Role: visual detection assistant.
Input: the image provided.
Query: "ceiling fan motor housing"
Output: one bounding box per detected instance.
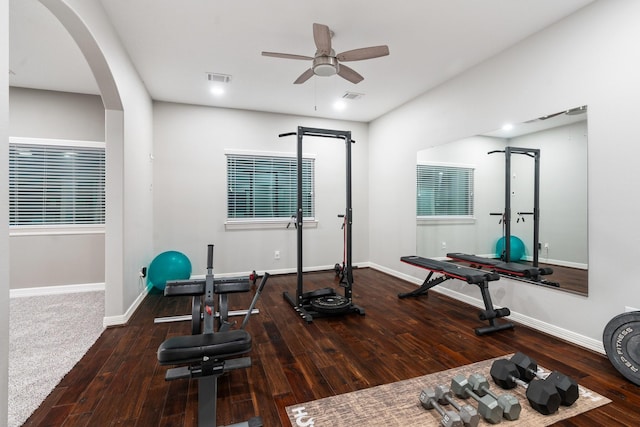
[313,56,339,76]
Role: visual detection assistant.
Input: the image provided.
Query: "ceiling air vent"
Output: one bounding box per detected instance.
[342,92,364,100]
[206,72,232,83]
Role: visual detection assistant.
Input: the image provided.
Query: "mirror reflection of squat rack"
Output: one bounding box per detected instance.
[279,126,365,322]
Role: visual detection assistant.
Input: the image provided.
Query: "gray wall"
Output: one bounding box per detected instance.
[1,0,10,421]
[8,87,105,290]
[153,102,370,276]
[368,0,640,350]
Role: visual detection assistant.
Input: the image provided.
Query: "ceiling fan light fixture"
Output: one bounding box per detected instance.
[312,56,338,76]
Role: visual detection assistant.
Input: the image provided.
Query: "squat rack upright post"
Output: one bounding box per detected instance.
[280,126,364,322]
[493,146,541,266]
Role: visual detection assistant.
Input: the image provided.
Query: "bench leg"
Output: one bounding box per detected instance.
[475,281,514,335]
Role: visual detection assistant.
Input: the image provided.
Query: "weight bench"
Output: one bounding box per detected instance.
[446,252,559,287]
[158,331,261,427]
[399,255,514,335]
[157,244,268,427]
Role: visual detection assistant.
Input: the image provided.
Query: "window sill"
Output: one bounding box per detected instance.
[9,225,105,237]
[224,219,319,231]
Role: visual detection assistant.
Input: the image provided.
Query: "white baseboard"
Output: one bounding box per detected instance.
[102,286,149,328]
[10,282,105,298]
[369,262,604,355]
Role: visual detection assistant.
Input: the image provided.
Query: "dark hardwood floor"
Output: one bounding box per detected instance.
[23,268,639,426]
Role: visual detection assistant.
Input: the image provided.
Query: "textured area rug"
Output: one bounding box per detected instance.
[286,355,610,426]
[9,291,105,427]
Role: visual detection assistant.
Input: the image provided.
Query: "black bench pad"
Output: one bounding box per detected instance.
[446,252,542,277]
[164,278,250,297]
[157,330,252,365]
[401,256,499,284]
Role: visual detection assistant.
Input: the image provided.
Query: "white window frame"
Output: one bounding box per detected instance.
[224,149,318,230]
[9,137,106,236]
[416,161,475,224]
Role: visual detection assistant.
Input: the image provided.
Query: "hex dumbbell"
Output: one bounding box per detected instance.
[490,358,561,415]
[419,387,463,427]
[468,373,521,421]
[450,374,502,424]
[435,385,479,427]
[510,352,579,406]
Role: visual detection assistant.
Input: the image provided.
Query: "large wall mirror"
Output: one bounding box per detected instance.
[416,106,588,295]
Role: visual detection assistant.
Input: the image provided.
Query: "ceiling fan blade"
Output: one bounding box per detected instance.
[337,45,390,62]
[294,68,314,84]
[337,64,364,84]
[262,51,313,61]
[313,23,332,55]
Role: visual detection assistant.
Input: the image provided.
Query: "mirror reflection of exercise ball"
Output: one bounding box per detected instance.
[496,236,525,261]
[147,251,192,291]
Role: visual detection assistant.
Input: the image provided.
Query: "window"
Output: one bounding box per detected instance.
[417,163,474,217]
[226,152,315,221]
[9,138,106,227]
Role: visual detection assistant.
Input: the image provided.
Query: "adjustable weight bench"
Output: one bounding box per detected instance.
[157,244,268,427]
[446,252,559,287]
[157,331,261,427]
[399,255,514,335]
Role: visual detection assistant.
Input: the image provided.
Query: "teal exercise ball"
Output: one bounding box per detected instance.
[496,236,526,262]
[147,250,192,291]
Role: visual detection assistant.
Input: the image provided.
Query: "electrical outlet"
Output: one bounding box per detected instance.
[544,243,549,249]
[625,306,639,313]
[441,242,446,249]
[139,266,147,278]
[274,250,280,260]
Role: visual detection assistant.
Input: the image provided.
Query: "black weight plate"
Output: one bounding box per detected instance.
[603,311,640,386]
[310,295,351,314]
[191,296,202,335]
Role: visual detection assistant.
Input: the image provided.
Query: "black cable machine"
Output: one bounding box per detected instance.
[447,146,558,287]
[280,126,365,322]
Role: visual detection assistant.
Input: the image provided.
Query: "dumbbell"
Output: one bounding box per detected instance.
[490,359,561,415]
[450,374,502,424]
[468,373,521,421]
[510,352,579,406]
[435,385,479,427]
[419,387,463,427]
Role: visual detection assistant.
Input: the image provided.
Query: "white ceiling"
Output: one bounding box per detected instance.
[9,0,595,123]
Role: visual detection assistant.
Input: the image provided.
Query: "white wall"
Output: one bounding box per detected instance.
[369,0,640,350]
[8,88,105,290]
[153,102,369,276]
[41,0,154,323]
[1,0,10,421]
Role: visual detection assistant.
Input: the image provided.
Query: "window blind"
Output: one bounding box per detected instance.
[417,164,474,217]
[227,154,315,220]
[9,142,106,226]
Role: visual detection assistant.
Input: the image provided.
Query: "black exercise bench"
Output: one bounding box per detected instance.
[446,252,559,287]
[157,331,261,427]
[156,244,267,427]
[399,255,514,335]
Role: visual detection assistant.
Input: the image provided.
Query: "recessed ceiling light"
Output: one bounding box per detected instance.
[210,86,225,96]
[333,99,347,110]
[502,123,514,131]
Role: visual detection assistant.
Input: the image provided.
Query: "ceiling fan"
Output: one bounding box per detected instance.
[262,23,390,84]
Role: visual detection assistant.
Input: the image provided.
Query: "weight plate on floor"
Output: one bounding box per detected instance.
[603,311,640,386]
[310,295,351,314]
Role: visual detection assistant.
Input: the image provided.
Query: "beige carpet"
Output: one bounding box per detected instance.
[9,291,105,427]
[285,354,610,426]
